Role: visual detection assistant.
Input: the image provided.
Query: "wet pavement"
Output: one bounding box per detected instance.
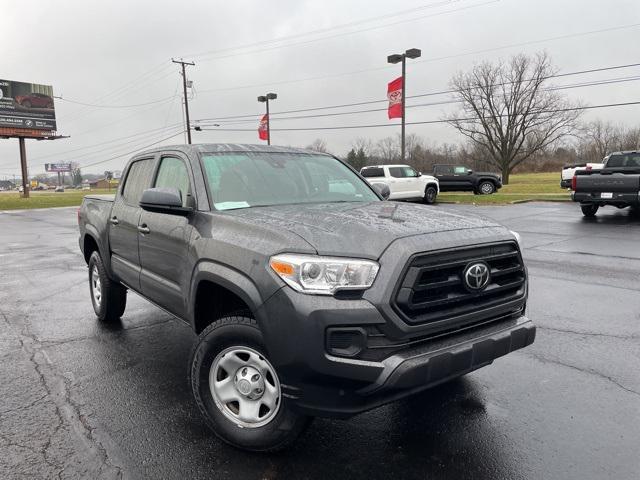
[0,202,638,479]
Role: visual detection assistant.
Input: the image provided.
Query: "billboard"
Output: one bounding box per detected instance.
[0,79,57,131]
[45,163,71,173]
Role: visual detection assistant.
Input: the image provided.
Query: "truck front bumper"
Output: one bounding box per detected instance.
[257,287,535,418]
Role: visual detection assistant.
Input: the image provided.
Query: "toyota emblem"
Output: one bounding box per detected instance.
[463,262,490,291]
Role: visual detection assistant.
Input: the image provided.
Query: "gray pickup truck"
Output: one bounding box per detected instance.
[572,150,640,216]
[78,144,535,451]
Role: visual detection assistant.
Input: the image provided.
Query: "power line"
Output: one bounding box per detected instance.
[77,130,186,169]
[194,100,640,132]
[193,1,498,64]
[194,23,640,99]
[194,63,640,123]
[185,0,460,59]
[55,94,178,109]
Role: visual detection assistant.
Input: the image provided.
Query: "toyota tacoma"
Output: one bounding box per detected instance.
[78,144,535,451]
[572,150,640,216]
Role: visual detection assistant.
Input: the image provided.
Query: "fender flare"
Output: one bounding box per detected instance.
[188,261,267,331]
[424,182,439,194]
[82,226,111,273]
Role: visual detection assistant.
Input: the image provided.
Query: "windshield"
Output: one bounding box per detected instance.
[201,152,380,210]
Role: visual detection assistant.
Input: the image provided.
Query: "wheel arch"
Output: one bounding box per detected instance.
[189,261,267,334]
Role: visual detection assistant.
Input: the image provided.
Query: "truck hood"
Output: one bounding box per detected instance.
[225,201,502,259]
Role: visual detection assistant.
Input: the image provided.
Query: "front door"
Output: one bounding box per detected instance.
[387,166,413,198]
[108,157,156,290]
[138,155,196,318]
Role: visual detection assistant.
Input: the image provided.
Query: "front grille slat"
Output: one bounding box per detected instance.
[394,242,526,325]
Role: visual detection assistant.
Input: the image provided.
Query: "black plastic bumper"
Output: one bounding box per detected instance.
[573,191,640,206]
[257,286,534,418]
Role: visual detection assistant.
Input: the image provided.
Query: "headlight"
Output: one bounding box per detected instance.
[269,254,379,295]
[510,230,523,249]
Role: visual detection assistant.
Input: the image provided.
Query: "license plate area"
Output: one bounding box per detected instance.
[600,192,613,199]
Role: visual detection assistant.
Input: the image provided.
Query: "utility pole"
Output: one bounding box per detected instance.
[172,58,195,144]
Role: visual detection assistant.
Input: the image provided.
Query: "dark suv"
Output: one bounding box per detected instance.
[433,164,502,194]
[78,144,533,451]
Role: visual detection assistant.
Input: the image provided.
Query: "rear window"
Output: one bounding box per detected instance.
[122,158,155,205]
[361,167,384,178]
[606,154,640,168]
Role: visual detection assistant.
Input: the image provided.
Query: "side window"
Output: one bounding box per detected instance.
[402,166,418,177]
[454,166,468,174]
[434,165,451,175]
[388,167,406,178]
[122,158,155,205]
[360,167,384,178]
[154,157,191,207]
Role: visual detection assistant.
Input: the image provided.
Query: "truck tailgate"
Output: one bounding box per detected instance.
[575,173,640,193]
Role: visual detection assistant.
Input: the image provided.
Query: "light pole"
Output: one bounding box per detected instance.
[258,93,277,145]
[387,48,421,162]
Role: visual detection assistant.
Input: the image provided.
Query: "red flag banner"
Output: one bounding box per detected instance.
[387,76,403,119]
[258,114,269,140]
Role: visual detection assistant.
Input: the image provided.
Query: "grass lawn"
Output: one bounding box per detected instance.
[438,172,570,204]
[0,172,569,210]
[0,189,114,210]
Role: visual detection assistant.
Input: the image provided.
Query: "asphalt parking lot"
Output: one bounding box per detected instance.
[0,202,638,480]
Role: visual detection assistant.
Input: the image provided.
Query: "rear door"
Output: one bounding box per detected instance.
[387,166,413,197]
[138,154,196,318]
[108,157,157,290]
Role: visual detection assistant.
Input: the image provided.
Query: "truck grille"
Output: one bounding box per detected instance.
[394,242,525,325]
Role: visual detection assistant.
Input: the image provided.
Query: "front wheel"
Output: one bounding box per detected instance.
[88,251,127,322]
[423,185,437,204]
[581,204,599,217]
[189,315,311,452]
[477,181,495,195]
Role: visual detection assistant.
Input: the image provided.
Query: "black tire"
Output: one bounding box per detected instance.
[189,315,311,452]
[581,204,599,217]
[423,185,437,204]
[478,181,495,195]
[88,251,127,322]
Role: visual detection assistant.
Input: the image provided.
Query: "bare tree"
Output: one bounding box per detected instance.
[351,137,374,157]
[447,52,582,183]
[581,120,619,161]
[375,136,400,163]
[306,138,328,153]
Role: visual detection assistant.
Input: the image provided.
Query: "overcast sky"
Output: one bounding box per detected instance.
[1,0,639,177]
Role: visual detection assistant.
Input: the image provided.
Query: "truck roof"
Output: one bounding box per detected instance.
[134,143,329,158]
[361,164,411,169]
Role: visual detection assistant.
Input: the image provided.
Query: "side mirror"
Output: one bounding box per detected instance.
[139,187,193,214]
[467,169,474,175]
[417,171,422,177]
[372,182,390,200]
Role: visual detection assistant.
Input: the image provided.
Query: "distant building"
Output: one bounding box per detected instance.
[0,180,15,191]
[89,178,120,190]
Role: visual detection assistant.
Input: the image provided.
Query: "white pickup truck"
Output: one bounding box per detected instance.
[561,162,604,188]
[360,164,439,203]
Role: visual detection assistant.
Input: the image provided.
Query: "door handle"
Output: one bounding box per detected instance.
[109,216,119,225]
[137,224,150,234]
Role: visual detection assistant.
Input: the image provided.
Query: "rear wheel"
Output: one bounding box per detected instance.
[423,185,437,204]
[581,204,599,217]
[478,181,495,195]
[189,315,311,452]
[88,251,127,322]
